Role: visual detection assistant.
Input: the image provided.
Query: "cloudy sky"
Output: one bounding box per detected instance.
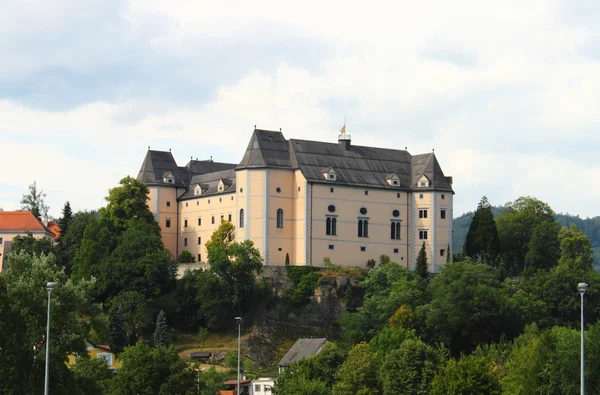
[1,0,599,218]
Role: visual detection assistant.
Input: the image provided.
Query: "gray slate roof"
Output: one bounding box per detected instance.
[236,129,292,169]
[179,169,237,199]
[279,338,327,367]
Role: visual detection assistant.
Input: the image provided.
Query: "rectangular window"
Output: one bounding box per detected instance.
[165,219,171,228]
[231,196,234,200]
[197,217,201,226]
[228,214,232,222]
[184,219,188,228]
[419,209,428,219]
[360,246,366,252]
[393,248,399,254]
[220,215,224,222]
[0,237,3,245]
[208,199,211,204]
[397,193,401,198]
[441,194,445,200]
[219,198,222,202]
[298,187,301,192]
[441,209,446,219]
[166,201,171,207]
[364,190,368,195]
[329,245,334,250]
[326,217,337,236]
[198,237,201,245]
[184,238,188,246]
[185,202,188,207]
[211,216,215,224]
[329,174,335,179]
[419,194,423,199]
[440,249,445,257]
[330,187,334,193]
[391,221,401,240]
[278,248,282,251]
[197,254,201,262]
[419,230,428,240]
[255,385,261,392]
[197,201,199,205]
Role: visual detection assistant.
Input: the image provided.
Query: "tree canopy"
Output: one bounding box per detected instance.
[20,181,49,219]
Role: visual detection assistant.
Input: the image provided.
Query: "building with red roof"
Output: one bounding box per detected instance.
[0,211,59,270]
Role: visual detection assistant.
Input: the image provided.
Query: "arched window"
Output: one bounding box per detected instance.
[277,209,284,228]
[358,219,368,237]
[326,217,337,236]
[239,209,244,228]
[391,221,400,240]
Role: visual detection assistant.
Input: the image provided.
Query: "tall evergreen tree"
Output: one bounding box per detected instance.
[109,305,127,355]
[415,242,430,281]
[57,201,73,240]
[464,196,500,264]
[20,181,49,219]
[153,310,170,347]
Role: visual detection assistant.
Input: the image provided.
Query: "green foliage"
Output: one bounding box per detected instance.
[496,196,555,275]
[274,343,346,394]
[109,305,127,354]
[424,259,519,355]
[58,201,73,240]
[20,180,49,218]
[366,259,376,269]
[524,220,561,273]
[380,339,444,395]
[178,250,196,263]
[285,252,290,266]
[107,291,153,345]
[10,232,55,256]
[341,263,426,343]
[559,224,595,270]
[415,242,430,281]
[431,354,501,395]
[154,310,170,347]
[0,253,97,394]
[369,326,418,356]
[110,343,196,395]
[56,211,96,274]
[71,357,114,395]
[197,368,229,395]
[388,305,417,329]
[464,196,501,264]
[379,255,392,266]
[284,266,321,306]
[197,327,210,345]
[102,176,155,232]
[224,351,243,369]
[333,343,381,395]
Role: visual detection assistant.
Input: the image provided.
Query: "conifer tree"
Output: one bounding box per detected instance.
[464,196,500,264]
[58,201,73,240]
[109,305,127,354]
[153,310,170,347]
[415,242,430,281]
[20,181,49,219]
[285,253,290,266]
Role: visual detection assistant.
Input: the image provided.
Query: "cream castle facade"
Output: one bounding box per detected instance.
[137,129,454,272]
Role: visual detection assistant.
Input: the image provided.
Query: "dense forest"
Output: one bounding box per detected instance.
[453,202,600,268]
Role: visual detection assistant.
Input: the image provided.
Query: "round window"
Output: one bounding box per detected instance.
[392,209,400,217]
[276,187,281,193]
[328,205,336,213]
[360,207,367,215]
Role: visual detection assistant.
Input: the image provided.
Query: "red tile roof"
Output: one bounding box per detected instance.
[0,211,52,234]
[47,221,61,237]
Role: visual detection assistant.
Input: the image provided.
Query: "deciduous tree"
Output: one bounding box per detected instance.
[20,181,49,219]
[332,343,381,395]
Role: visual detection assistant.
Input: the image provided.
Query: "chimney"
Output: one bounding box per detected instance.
[42,215,49,227]
[338,134,351,150]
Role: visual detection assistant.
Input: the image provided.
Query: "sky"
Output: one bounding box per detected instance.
[1,0,599,219]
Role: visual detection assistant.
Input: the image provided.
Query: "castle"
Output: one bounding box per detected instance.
[137,129,453,271]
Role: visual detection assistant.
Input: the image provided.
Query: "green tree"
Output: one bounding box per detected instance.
[367,259,376,269]
[415,242,430,281]
[369,326,418,356]
[0,253,96,394]
[107,291,154,345]
[153,310,170,347]
[110,343,196,395]
[102,176,155,232]
[464,196,500,264]
[197,327,210,346]
[109,305,127,355]
[431,354,500,395]
[380,339,443,395]
[58,201,73,241]
[332,343,381,395]
[446,244,451,264]
[56,211,96,273]
[424,259,519,355]
[178,250,196,263]
[20,181,49,219]
[558,224,594,270]
[71,357,114,395]
[496,196,555,275]
[524,220,561,272]
[196,368,229,395]
[285,252,290,266]
[10,232,55,256]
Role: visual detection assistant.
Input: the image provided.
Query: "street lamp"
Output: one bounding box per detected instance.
[578,282,588,395]
[44,282,56,395]
[235,317,242,395]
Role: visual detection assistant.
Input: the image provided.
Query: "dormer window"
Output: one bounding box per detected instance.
[386,174,400,187]
[194,184,202,196]
[323,167,337,181]
[417,175,430,188]
[218,180,225,192]
[163,171,175,184]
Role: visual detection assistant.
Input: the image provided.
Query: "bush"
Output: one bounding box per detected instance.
[178,250,196,263]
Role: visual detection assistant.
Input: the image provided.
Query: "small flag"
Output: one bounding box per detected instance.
[340,124,346,135]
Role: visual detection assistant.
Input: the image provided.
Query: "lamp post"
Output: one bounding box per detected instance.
[578,282,588,395]
[235,317,242,395]
[44,282,56,395]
